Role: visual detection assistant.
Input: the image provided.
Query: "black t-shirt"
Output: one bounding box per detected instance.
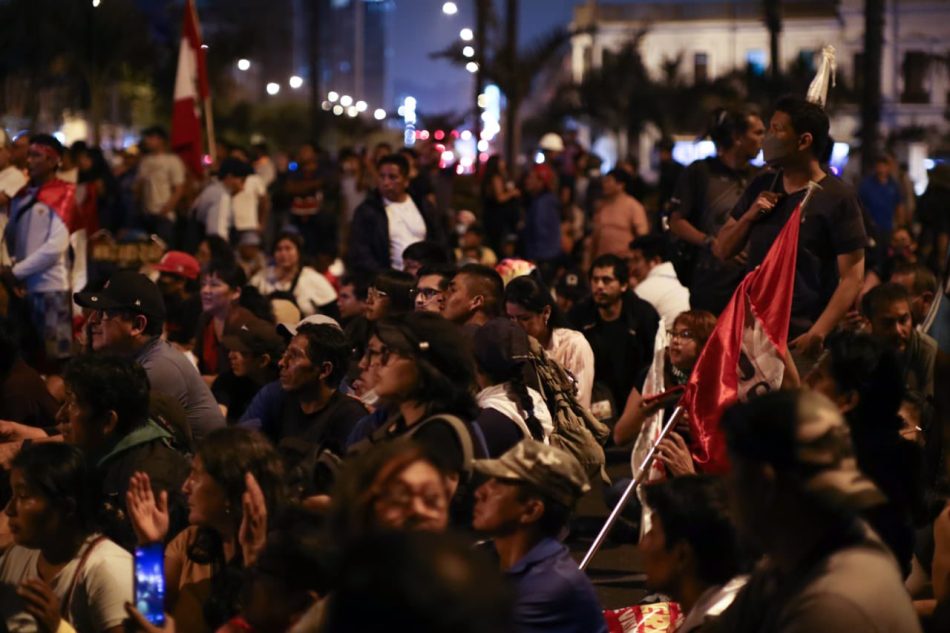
[730,171,867,334]
[276,390,368,456]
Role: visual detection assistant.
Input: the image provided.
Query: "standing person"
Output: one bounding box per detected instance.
[75,270,226,440]
[706,391,921,633]
[3,134,76,367]
[504,274,595,409]
[568,254,660,415]
[134,126,186,244]
[481,155,521,254]
[667,107,764,310]
[628,234,691,326]
[0,443,133,633]
[189,157,253,243]
[229,147,270,241]
[590,169,649,260]
[655,138,684,214]
[471,439,607,633]
[715,96,866,363]
[520,164,563,282]
[250,231,337,317]
[0,130,27,266]
[859,155,905,237]
[347,154,445,274]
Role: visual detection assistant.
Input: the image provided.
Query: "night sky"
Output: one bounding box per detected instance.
[390,0,579,115]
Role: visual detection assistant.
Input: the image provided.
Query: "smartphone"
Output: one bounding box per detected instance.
[642,385,686,409]
[134,543,166,626]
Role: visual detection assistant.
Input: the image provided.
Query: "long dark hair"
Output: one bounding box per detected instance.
[503,273,570,331]
[11,443,96,534]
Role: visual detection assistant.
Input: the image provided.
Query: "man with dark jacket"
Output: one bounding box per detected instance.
[59,354,189,551]
[569,254,660,414]
[346,153,445,274]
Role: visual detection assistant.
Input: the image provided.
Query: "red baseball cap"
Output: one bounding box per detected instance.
[154,251,200,280]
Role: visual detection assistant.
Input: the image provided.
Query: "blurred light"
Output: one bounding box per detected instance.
[340,95,353,107]
[374,108,386,120]
[237,59,251,71]
[419,130,430,140]
[466,62,479,73]
[202,154,212,166]
[477,140,489,152]
[289,75,303,89]
[460,28,474,41]
[346,106,358,117]
[397,105,405,116]
[321,101,331,111]
[479,152,489,162]
[923,158,936,170]
[477,94,488,108]
[456,164,464,175]
[289,161,299,171]
[463,46,475,58]
[461,130,473,141]
[442,150,455,162]
[356,100,368,112]
[328,91,339,102]
[534,151,545,164]
[404,96,417,108]
[434,130,445,140]
[92,0,101,7]
[332,105,344,116]
[442,2,458,15]
[266,82,280,95]
[201,44,209,50]
[451,130,460,139]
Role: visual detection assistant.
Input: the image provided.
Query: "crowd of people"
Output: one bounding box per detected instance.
[0,92,948,633]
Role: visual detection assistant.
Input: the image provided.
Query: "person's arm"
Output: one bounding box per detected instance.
[789,249,865,355]
[613,387,663,445]
[10,209,69,281]
[492,174,520,203]
[256,187,271,232]
[630,199,649,237]
[712,190,779,261]
[668,211,711,247]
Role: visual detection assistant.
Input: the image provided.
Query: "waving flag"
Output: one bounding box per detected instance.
[683,185,820,473]
[171,0,209,175]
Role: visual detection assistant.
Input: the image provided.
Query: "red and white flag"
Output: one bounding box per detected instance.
[171,0,209,175]
[683,199,805,473]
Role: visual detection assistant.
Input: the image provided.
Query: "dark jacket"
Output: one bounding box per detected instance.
[95,421,190,551]
[345,190,446,274]
[522,190,562,261]
[568,291,660,407]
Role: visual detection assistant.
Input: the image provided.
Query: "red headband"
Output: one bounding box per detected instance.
[29,143,61,161]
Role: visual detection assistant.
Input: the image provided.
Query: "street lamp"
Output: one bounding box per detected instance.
[346,106,358,118]
[332,105,344,116]
[356,100,368,112]
[442,2,458,15]
[92,0,101,7]
[374,108,387,120]
[289,75,303,89]
[237,59,251,71]
[266,82,280,95]
[460,28,473,41]
[465,62,479,73]
[328,91,339,102]
[340,95,353,107]
[462,46,474,58]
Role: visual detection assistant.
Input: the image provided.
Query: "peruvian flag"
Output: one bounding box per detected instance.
[682,201,803,473]
[171,0,209,175]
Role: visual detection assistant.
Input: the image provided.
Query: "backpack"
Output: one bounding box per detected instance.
[526,337,610,483]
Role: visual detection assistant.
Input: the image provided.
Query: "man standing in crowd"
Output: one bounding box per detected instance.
[347,153,445,274]
[0,130,27,266]
[859,154,905,237]
[472,439,607,633]
[862,283,937,398]
[75,270,225,440]
[668,107,764,311]
[715,96,866,364]
[442,264,504,328]
[628,234,690,326]
[591,169,649,260]
[190,157,253,242]
[707,390,921,633]
[521,164,563,282]
[3,134,76,367]
[229,146,270,240]
[135,126,186,244]
[569,254,659,412]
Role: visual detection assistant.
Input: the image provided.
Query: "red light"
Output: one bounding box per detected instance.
[478,152,489,162]
[434,130,445,140]
[435,144,446,152]
[451,130,460,139]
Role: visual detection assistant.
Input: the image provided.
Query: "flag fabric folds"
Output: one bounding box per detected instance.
[171,0,209,176]
[683,202,803,473]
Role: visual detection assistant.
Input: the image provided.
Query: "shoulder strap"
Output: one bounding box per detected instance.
[61,535,108,620]
[409,413,476,479]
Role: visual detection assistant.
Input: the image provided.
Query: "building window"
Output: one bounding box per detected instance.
[694,52,708,83]
[746,49,766,76]
[902,51,930,104]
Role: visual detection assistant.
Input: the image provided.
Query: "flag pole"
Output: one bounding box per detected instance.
[204,96,217,168]
[579,405,685,571]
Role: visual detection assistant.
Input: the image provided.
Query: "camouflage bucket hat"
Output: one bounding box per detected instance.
[473,439,591,506]
[794,391,886,511]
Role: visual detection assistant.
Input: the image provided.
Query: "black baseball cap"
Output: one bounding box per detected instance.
[74,271,166,321]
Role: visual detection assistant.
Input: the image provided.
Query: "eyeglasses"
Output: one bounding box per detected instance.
[667,329,697,342]
[411,287,442,301]
[363,344,393,366]
[367,287,389,302]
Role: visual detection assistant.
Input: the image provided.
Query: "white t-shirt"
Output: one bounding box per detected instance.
[231,174,266,231]
[0,536,133,633]
[0,166,27,200]
[251,265,338,316]
[137,153,186,217]
[633,261,691,327]
[546,328,596,409]
[384,196,426,270]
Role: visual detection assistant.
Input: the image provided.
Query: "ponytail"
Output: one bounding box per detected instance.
[508,373,545,442]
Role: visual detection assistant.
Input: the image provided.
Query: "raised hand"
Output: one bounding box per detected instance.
[126,472,170,545]
[657,432,696,477]
[238,472,267,567]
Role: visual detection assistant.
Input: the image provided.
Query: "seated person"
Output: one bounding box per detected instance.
[212,315,284,423]
[364,269,415,322]
[0,318,58,429]
[194,259,253,384]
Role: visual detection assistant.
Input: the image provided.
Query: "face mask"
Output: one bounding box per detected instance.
[761,135,796,165]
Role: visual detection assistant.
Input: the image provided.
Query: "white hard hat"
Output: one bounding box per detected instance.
[539,133,564,152]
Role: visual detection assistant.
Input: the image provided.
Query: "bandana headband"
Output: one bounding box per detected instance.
[29,143,61,161]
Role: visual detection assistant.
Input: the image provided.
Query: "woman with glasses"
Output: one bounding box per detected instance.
[250,231,337,317]
[364,269,415,322]
[613,310,716,476]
